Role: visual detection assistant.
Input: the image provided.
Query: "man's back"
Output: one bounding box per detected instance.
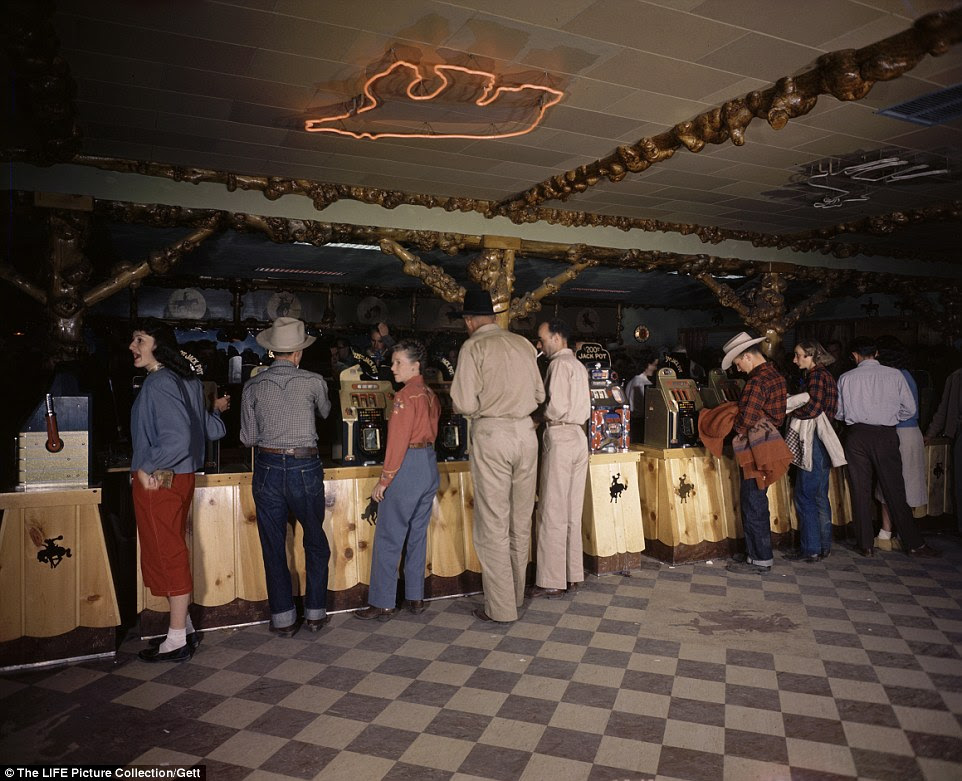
[451,324,544,419]
[837,359,915,426]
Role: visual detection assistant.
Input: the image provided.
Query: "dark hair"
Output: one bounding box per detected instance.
[875,334,907,370]
[394,338,427,373]
[543,319,571,344]
[133,319,196,379]
[851,339,878,358]
[638,348,659,370]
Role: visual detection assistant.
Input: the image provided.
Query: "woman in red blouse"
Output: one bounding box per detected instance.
[355,339,440,620]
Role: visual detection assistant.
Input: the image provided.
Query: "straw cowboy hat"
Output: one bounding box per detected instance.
[721,331,767,371]
[256,317,316,352]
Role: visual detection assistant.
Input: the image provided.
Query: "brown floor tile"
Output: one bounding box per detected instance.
[424,708,492,741]
[375,654,433,679]
[822,661,879,682]
[561,681,618,710]
[906,730,962,761]
[667,697,725,727]
[525,656,579,680]
[724,728,789,763]
[835,699,900,727]
[382,761,453,780]
[534,725,602,763]
[776,672,834,697]
[497,694,558,725]
[621,669,674,696]
[726,684,782,711]
[345,723,419,760]
[883,685,947,709]
[458,742,533,781]
[675,658,726,683]
[783,713,848,745]
[247,705,319,738]
[259,739,337,778]
[657,745,724,781]
[309,665,368,691]
[325,692,392,722]
[604,711,667,742]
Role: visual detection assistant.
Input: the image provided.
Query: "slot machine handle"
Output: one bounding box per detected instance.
[44,394,65,453]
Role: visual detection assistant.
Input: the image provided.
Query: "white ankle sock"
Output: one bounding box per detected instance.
[878,529,892,540]
[160,626,187,653]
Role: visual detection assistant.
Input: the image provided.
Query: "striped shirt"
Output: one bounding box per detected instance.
[240,360,331,449]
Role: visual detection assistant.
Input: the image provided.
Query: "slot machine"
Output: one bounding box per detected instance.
[576,342,630,453]
[700,368,745,408]
[427,357,469,461]
[644,367,703,448]
[18,394,91,488]
[333,356,395,465]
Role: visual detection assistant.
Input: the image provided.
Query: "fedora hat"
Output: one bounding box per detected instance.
[721,331,766,371]
[256,317,315,352]
[452,289,496,317]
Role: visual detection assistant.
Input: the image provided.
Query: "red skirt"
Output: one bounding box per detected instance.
[133,472,195,597]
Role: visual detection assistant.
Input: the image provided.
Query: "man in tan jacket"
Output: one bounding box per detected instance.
[529,319,590,599]
[451,290,545,623]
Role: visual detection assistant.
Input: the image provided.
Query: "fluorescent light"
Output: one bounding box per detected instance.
[569,287,630,294]
[254,267,346,276]
[292,241,381,251]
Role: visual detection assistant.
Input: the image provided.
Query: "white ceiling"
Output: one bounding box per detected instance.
[48,0,962,260]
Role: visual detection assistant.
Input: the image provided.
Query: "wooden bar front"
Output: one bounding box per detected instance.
[137,462,482,634]
[634,444,854,564]
[0,488,120,669]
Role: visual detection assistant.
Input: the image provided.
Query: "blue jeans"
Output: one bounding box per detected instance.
[368,448,439,608]
[252,452,330,627]
[794,436,833,556]
[741,477,773,566]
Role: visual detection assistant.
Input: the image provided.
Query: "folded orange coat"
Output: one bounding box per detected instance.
[698,402,792,489]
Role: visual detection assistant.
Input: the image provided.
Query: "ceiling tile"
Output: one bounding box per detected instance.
[563,0,745,59]
[541,105,649,138]
[642,169,737,190]
[712,161,796,186]
[692,0,884,47]
[442,0,597,28]
[696,33,822,80]
[559,79,635,112]
[605,90,712,124]
[583,49,745,100]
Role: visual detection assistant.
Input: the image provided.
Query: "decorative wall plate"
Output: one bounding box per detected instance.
[267,291,302,320]
[166,288,206,319]
[357,296,386,324]
[634,325,650,342]
[577,308,599,333]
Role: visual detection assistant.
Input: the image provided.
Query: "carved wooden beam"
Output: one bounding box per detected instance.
[509,244,597,320]
[0,263,47,304]
[494,8,962,213]
[83,219,222,307]
[378,239,466,303]
[69,155,957,263]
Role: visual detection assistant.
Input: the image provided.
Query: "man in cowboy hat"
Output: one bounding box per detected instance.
[721,331,787,574]
[451,290,545,623]
[240,317,332,637]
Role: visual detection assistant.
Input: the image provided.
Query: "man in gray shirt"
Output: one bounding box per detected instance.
[241,317,332,636]
[836,339,937,558]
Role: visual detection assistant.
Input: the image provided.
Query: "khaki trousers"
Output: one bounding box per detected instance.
[535,425,588,589]
[470,417,538,622]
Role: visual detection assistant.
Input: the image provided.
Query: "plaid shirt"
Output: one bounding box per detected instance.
[734,360,786,435]
[792,364,838,421]
[240,361,331,449]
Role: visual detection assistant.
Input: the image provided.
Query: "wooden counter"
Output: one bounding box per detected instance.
[0,488,120,669]
[137,462,482,634]
[581,451,646,574]
[633,444,853,564]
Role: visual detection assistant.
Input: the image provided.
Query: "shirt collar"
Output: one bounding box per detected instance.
[550,347,574,361]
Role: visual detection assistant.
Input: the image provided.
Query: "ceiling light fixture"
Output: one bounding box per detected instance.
[253,267,347,276]
[304,60,564,141]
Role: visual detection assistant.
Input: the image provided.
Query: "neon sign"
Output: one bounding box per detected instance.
[304,60,564,141]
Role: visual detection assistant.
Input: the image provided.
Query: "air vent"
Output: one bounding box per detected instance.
[877,83,962,126]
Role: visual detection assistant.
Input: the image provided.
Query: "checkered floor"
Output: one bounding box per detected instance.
[3,532,962,781]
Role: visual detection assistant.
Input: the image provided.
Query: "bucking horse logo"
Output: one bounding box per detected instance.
[37,535,72,569]
[609,474,627,503]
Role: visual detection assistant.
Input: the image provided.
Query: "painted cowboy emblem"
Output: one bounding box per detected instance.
[37,535,72,569]
[676,474,695,503]
[934,462,945,479]
[609,474,627,503]
[361,498,379,526]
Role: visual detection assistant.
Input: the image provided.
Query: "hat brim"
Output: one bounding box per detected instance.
[721,336,766,371]
[256,332,316,352]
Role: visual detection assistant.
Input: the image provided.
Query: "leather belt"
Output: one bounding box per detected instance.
[408,442,434,449]
[257,446,318,457]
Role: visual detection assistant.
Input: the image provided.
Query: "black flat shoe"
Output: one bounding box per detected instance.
[305,616,331,632]
[782,551,820,563]
[907,544,941,558]
[526,585,566,599]
[403,599,427,615]
[566,581,583,593]
[269,620,302,638]
[138,644,192,663]
[148,632,201,650]
[354,606,396,621]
